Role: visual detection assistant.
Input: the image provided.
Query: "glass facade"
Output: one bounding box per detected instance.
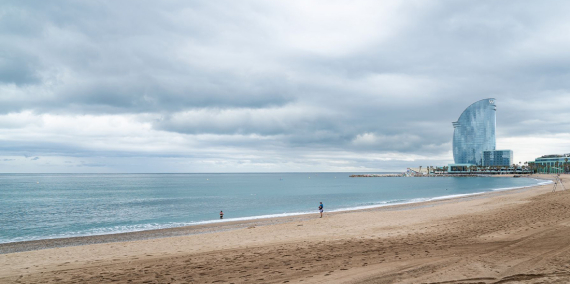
[483,150,513,166]
[452,98,496,165]
[533,154,570,167]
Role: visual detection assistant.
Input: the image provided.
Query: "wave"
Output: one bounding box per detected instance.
[1,177,550,244]
[491,178,553,191]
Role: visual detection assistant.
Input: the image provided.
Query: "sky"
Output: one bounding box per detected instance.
[1,0,569,173]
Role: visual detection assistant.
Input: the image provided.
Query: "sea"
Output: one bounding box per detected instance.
[0,173,550,244]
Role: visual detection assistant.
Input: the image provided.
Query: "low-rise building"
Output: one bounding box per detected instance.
[528,154,570,174]
[532,153,570,166]
[447,164,474,173]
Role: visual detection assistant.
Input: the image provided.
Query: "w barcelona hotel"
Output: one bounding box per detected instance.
[449,98,513,172]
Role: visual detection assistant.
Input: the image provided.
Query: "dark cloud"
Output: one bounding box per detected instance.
[1,1,569,172]
[0,52,41,85]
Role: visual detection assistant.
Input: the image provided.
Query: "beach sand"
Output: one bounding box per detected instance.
[2,174,570,283]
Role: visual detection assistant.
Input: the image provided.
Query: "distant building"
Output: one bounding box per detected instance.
[452,98,496,165]
[532,153,570,167]
[528,153,570,174]
[483,150,513,167]
[447,164,474,173]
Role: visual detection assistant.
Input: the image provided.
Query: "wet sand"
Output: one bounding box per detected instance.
[2,174,570,283]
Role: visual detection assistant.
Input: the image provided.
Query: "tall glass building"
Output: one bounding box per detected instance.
[452,98,496,165]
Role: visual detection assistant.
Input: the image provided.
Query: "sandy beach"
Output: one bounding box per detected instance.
[2,174,570,283]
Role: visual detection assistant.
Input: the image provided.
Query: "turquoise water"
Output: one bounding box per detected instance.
[0,173,547,244]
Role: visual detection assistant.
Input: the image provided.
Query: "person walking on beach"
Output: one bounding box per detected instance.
[318,202,324,218]
[220,211,224,219]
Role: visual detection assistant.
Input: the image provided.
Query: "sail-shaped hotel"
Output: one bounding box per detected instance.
[452,98,497,165]
[450,98,513,170]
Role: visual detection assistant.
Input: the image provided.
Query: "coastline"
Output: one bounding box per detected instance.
[4,174,569,284]
[0,175,551,254]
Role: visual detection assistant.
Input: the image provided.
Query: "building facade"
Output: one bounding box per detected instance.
[529,154,570,174]
[483,150,513,167]
[532,154,570,167]
[452,98,497,165]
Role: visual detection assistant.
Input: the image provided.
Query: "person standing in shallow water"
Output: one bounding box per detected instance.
[318,202,324,218]
[220,211,224,219]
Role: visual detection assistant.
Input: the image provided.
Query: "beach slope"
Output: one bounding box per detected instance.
[2,175,570,283]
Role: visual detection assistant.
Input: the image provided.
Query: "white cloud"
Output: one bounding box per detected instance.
[1,1,569,172]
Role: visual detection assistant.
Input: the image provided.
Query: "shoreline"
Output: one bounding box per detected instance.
[0,175,552,254]
[2,174,568,283]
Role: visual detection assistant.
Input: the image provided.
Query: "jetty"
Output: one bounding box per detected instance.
[349,174,403,177]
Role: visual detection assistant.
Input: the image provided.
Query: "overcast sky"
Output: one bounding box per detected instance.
[1,1,569,173]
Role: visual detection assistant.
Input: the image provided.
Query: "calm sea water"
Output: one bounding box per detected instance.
[0,173,547,244]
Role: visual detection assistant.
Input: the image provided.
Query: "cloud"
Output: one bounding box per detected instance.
[30,157,39,160]
[0,1,569,172]
[152,105,334,136]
